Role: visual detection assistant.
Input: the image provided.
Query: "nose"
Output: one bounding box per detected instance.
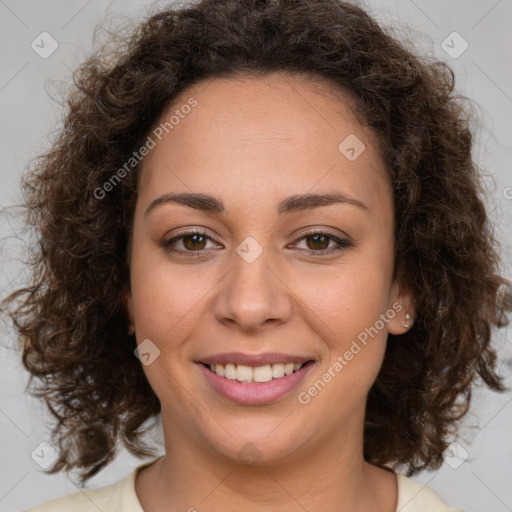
[213,248,293,332]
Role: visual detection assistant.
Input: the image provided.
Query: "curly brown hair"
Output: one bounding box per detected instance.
[2,0,511,485]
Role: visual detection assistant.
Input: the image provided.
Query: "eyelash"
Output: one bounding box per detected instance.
[161,229,354,257]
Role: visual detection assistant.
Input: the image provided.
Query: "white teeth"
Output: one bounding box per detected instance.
[207,362,306,383]
[236,364,253,382]
[224,363,237,380]
[272,363,285,379]
[254,365,273,383]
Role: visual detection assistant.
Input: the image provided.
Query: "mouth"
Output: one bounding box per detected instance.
[197,360,315,405]
[200,361,310,383]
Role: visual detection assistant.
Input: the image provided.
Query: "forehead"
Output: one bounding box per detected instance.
[137,72,389,215]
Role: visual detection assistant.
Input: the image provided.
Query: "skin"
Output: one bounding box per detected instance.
[124,71,415,512]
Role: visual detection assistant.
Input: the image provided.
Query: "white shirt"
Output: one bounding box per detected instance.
[24,458,464,511]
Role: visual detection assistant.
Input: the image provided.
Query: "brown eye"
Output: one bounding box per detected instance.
[293,230,354,256]
[182,233,207,250]
[305,233,330,251]
[161,229,219,256]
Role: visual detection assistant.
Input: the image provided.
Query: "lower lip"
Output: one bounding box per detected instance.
[198,361,314,405]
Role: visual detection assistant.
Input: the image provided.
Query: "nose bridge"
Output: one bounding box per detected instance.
[214,238,292,330]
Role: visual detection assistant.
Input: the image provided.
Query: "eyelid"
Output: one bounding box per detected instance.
[292,226,353,243]
[289,228,354,255]
[162,228,221,250]
[161,226,354,257]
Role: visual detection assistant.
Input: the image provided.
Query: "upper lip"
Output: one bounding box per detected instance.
[198,352,314,367]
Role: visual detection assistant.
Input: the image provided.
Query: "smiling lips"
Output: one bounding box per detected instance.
[198,352,315,404]
[205,362,305,383]
[200,352,312,383]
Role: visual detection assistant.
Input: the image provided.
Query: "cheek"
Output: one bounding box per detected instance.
[129,241,218,342]
[297,261,392,340]
[128,257,208,409]
[294,260,392,391]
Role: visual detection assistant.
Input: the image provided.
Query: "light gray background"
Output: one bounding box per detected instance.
[1,1,511,511]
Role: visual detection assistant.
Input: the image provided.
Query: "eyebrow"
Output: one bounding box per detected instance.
[144,191,368,218]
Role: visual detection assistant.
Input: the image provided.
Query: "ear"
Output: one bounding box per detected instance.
[122,285,134,324]
[387,279,416,335]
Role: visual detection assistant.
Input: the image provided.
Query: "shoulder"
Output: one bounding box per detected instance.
[22,461,152,512]
[396,474,465,512]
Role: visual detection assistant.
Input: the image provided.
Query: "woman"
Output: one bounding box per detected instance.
[4,0,510,510]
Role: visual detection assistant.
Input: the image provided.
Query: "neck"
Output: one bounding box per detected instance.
[136,411,397,512]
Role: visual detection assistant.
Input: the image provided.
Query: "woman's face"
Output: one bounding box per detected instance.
[125,72,413,464]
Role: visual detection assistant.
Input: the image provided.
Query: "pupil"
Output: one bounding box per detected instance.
[185,234,205,250]
[308,234,328,250]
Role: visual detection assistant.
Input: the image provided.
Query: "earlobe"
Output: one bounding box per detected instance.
[400,312,414,330]
[388,280,416,335]
[122,286,134,326]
